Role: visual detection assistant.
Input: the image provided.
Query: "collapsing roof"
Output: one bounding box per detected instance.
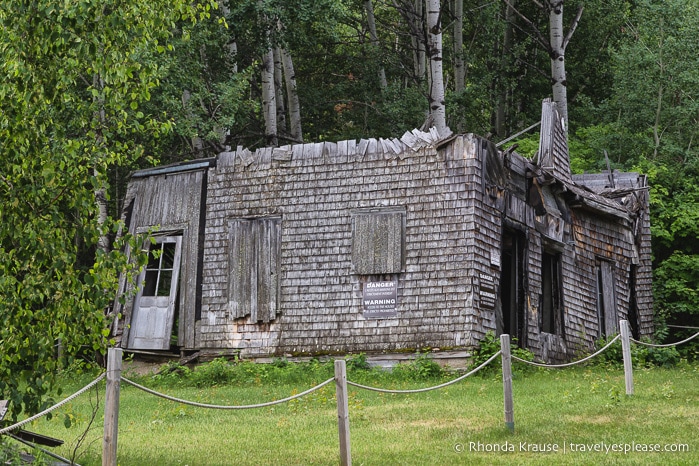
[113,99,652,364]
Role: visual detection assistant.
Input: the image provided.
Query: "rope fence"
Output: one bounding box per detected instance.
[346,350,502,394]
[511,334,621,368]
[121,376,334,409]
[631,331,699,348]
[4,320,698,466]
[0,372,105,436]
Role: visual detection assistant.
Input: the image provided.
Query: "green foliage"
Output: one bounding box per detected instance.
[0,438,23,465]
[507,133,540,160]
[0,0,215,420]
[345,353,370,371]
[469,331,535,376]
[594,336,681,368]
[391,352,445,381]
[148,356,337,389]
[144,352,452,391]
[0,437,50,465]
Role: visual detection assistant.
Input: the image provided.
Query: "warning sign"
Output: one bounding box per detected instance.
[363,281,397,319]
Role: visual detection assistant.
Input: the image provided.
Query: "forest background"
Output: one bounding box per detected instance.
[0,0,697,417]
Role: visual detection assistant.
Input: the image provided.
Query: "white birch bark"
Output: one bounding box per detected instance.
[273,47,287,134]
[261,47,278,146]
[496,0,516,137]
[426,0,446,134]
[409,0,426,80]
[282,49,303,142]
[221,1,238,73]
[549,1,568,129]
[364,0,388,90]
[453,0,465,93]
[93,73,110,253]
[229,41,238,73]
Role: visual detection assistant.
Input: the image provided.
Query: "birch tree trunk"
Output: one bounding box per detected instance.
[273,47,287,134]
[495,0,516,137]
[364,0,388,90]
[410,0,426,81]
[453,0,465,93]
[221,2,238,73]
[549,0,568,130]
[93,73,110,254]
[229,41,238,73]
[282,49,303,142]
[426,0,447,134]
[261,47,278,146]
[182,89,205,153]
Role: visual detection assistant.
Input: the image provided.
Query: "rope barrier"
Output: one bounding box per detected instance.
[0,372,106,435]
[511,334,621,368]
[121,376,335,409]
[346,350,502,394]
[630,330,699,348]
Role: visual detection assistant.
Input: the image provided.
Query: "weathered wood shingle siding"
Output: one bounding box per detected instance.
[572,172,654,339]
[199,134,484,356]
[116,116,653,362]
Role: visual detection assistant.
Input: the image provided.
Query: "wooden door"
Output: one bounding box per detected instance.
[128,236,183,350]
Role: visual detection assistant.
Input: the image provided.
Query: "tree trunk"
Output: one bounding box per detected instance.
[495,0,516,138]
[282,49,303,142]
[93,73,110,254]
[426,0,447,134]
[653,31,665,158]
[549,0,568,129]
[221,2,238,73]
[182,89,205,153]
[453,0,465,93]
[261,47,278,146]
[364,0,388,90]
[273,47,287,134]
[410,0,426,81]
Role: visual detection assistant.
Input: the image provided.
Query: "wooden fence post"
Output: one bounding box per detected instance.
[620,319,634,395]
[500,334,514,433]
[334,359,352,466]
[103,347,123,466]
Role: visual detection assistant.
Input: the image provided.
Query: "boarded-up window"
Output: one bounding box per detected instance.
[540,251,563,335]
[597,260,617,337]
[228,217,281,323]
[351,208,405,275]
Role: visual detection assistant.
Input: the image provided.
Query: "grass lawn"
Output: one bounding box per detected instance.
[9,361,699,465]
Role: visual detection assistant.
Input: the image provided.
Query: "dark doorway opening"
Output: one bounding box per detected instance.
[499,229,527,345]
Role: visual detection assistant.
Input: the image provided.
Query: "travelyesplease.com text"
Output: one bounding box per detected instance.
[454,441,690,454]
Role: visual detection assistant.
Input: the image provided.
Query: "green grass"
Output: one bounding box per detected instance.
[9,360,699,465]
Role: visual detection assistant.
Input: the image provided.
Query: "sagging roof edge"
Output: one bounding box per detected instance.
[127,129,647,225]
[131,157,217,178]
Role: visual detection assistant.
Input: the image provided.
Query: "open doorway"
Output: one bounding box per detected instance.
[499,229,526,345]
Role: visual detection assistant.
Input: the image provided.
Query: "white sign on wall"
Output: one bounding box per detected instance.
[363,281,397,319]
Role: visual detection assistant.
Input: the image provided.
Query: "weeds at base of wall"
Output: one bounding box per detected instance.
[593,336,681,368]
[142,351,456,390]
[468,331,535,377]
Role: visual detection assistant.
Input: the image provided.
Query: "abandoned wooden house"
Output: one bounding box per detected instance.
[113,100,653,363]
